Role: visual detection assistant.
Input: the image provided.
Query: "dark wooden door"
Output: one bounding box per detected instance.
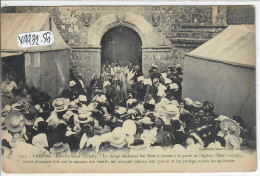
[101,26,142,68]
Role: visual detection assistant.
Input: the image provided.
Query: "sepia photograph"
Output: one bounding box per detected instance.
[1,4,257,173]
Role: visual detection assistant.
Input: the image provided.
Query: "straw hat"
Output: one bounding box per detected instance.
[74,112,93,124]
[122,120,137,135]
[192,101,203,108]
[183,97,193,106]
[138,117,154,125]
[50,142,70,154]
[164,104,180,119]
[78,105,94,114]
[68,101,78,111]
[220,119,241,136]
[69,80,76,87]
[170,100,179,107]
[5,111,25,133]
[52,98,70,112]
[79,95,87,102]
[215,115,230,122]
[169,83,179,90]
[110,127,126,145]
[115,106,127,115]
[11,102,24,112]
[164,78,172,84]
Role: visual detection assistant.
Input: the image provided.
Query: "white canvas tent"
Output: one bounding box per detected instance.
[1,13,70,98]
[182,25,256,127]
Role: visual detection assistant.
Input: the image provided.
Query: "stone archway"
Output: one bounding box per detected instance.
[72,12,172,84]
[87,12,160,47]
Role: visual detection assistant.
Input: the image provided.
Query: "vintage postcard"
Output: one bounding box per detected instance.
[1,5,256,173]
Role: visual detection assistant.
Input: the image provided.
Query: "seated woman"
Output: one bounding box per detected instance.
[12,88,32,105]
[1,75,17,108]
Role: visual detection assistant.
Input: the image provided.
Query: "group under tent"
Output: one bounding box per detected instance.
[1,13,70,98]
[182,25,256,128]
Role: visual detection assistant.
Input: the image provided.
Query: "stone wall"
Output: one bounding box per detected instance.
[4,6,229,84]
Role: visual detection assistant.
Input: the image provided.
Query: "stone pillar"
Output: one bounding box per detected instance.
[71,46,101,85]
[212,6,219,24]
[142,46,172,77]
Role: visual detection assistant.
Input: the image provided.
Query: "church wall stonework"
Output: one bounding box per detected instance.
[12,6,228,84]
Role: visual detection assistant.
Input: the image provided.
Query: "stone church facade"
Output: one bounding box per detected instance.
[3,6,254,85]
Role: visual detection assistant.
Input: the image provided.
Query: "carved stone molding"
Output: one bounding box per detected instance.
[71,46,101,52]
[83,13,91,26]
[152,13,160,26]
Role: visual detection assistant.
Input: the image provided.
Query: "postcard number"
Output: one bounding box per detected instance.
[17,31,54,48]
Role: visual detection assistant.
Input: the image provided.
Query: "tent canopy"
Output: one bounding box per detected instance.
[1,13,69,53]
[185,25,255,68]
[1,52,23,58]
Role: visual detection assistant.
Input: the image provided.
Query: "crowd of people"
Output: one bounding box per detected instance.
[1,62,255,158]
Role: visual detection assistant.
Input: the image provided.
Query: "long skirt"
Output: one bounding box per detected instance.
[1,95,13,108]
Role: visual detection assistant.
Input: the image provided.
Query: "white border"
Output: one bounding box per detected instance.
[1,1,259,176]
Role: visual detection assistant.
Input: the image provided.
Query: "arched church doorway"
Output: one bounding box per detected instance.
[101,26,142,72]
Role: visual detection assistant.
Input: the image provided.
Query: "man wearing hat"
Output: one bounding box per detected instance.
[50,123,71,155]
[170,119,187,146]
[101,127,127,149]
[51,98,70,119]
[143,94,156,112]
[70,69,87,94]
[164,104,180,122]
[132,65,143,83]
[5,111,26,144]
[132,75,147,101]
[60,81,80,101]
[150,64,161,80]
[69,112,94,152]
[5,111,50,157]
[22,106,39,144]
[32,121,49,149]
[76,95,88,107]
